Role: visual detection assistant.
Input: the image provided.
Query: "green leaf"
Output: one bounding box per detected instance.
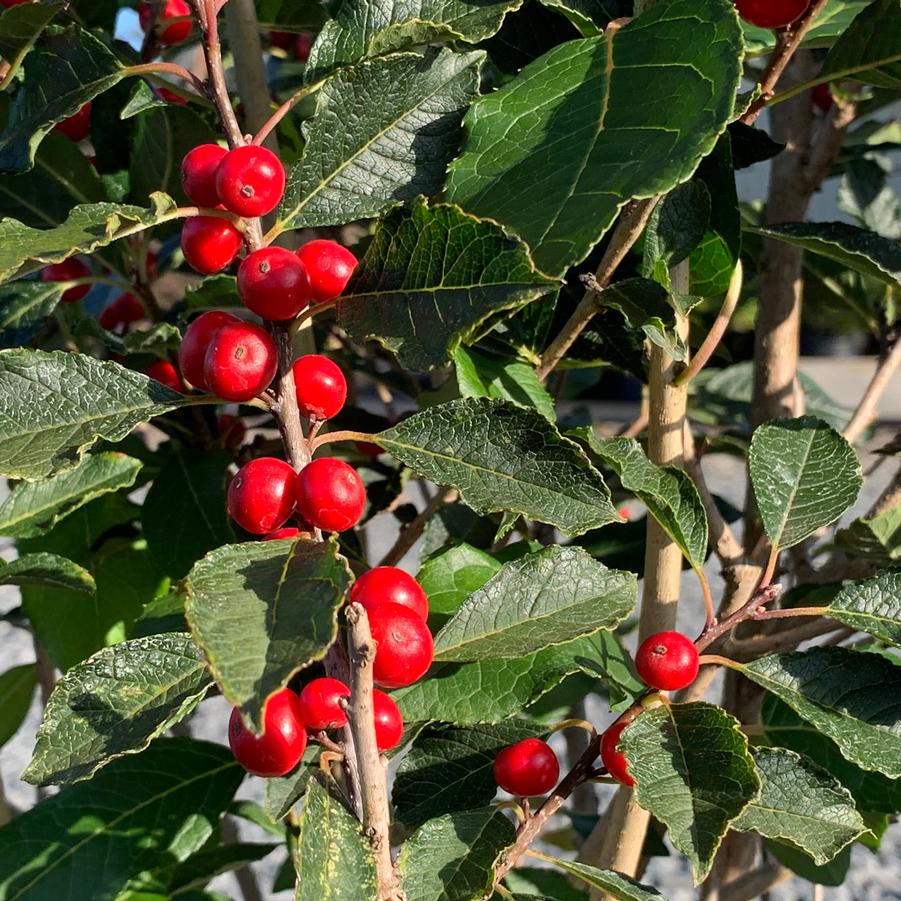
[122,323,183,357]
[620,702,760,883]
[820,0,901,90]
[835,507,901,564]
[537,0,627,36]
[142,450,234,580]
[642,182,710,278]
[0,2,66,90]
[747,222,901,289]
[748,417,861,551]
[0,451,142,537]
[279,50,482,230]
[418,542,502,628]
[741,0,869,55]
[0,279,66,350]
[433,545,634,660]
[22,634,212,786]
[579,433,708,568]
[825,568,901,647]
[399,807,515,901]
[394,721,540,826]
[295,779,378,901]
[739,647,901,778]
[0,739,242,901]
[733,747,866,865]
[0,350,189,480]
[766,840,851,886]
[377,397,619,535]
[337,198,557,371]
[526,856,665,901]
[185,538,351,730]
[163,843,278,893]
[0,25,126,174]
[262,747,318,820]
[0,664,36,749]
[0,552,94,594]
[446,0,743,276]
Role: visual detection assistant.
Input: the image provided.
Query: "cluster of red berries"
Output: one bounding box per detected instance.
[138,0,192,46]
[494,631,700,795]
[229,567,433,776]
[733,0,809,28]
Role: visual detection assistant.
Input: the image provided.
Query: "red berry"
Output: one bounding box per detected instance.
[178,311,238,390]
[156,86,188,105]
[216,145,285,218]
[295,457,366,532]
[635,631,699,691]
[296,240,357,303]
[493,738,559,796]
[41,257,91,303]
[812,83,834,113]
[264,526,301,540]
[99,293,144,331]
[227,456,296,534]
[204,320,278,402]
[145,250,159,280]
[733,0,809,28]
[367,602,434,689]
[269,30,294,50]
[237,247,311,321]
[53,103,91,143]
[181,144,228,207]
[295,33,313,62]
[373,689,404,751]
[349,567,428,622]
[139,0,192,45]
[292,354,347,420]
[181,216,243,274]
[228,687,307,777]
[298,677,351,731]
[144,360,182,392]
[601,719,634,786]
[218,413,246,449]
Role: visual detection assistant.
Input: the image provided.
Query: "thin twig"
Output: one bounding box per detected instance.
[126,62,208,97]
[718,860,793,901]
[378,486,458,567]
[311,429,377,453]
[843,336,901,443]
[695,583,782,653]
[253,78,327,147]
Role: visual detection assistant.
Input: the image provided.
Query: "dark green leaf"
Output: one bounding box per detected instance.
[132,591,188,638]
[377,398,619,536]
[537,0,627,36]
[262,747,318,820]
[165,843,278,893]
[122,323,183,357]
[337,199,558,371]
[0,279,66,350]
[418,542,502,628]
[446,0,743,276]
[825,568,901,646]
[820,0,901,90]
[504,867,588,900]
[0,2,66,89]
[525,856,664,900]
[642,182,710,277]
[0,552,94,593]
[0,664,36,749]
[728,121,783,170]
[185,538,351,730]
[185,275,240,310]
[766,840,852,887]
[834,507,901,564]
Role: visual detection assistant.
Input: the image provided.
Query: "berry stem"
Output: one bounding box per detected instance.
[309,429,377,452]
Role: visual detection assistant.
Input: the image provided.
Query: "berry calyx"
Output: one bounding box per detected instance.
[227,456,296,535]
[181,144,228,207]
[367,601,434,689]
[237,247,311,321]
[292,354,347,420]
[298,677,351,731]
[181,215,243,274]
[600,719,634,786]
[218,413,247,450]
[178,311,239,390]
[349,567,428,622]
[53,103,91,143]
[216,145,285,217]
[733,0,809,28]
[296,240,357,303]
[203,319,278,402]
[295,457,366,532]
[143,360,181,392]
[99,293,144,332]
[264,526,301,540]
[635,631,699,691]
[139,0,192,45]
[41,257,91,303]
[373,689,404,751]
[493,738,559,796]
[228,687,307,777]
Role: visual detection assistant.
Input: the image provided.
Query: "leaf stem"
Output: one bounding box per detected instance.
[696,567,716,631]
[289,297,340,336]
[310,430,377,452]
[125,62,208,97]
[253,78,327,146]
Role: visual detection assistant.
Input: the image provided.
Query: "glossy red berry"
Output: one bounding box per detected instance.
[181,216,243,274]
[367,602,434,689]
[41,257,91,302]
[99,293,144,331]
[373,689,404,751]
[812,83,834,113]
[218,413,247,450]
[295,457,366,532]
[139,0,192,45]
[298,677,351,731]
[635,631,699,691]
[601,719,634,786]
[292,354,347,420]
[216,145,285,217]
[733,0,809,28]
[178,311,238,390]
[228,687,307,777]
[295,33,313,62]
[181,144,228,207]
[237,247,311,321]
[493,738,559,796]
[143,360,181,392]
[204,320,278,402]
[295,240,357,303]
[227,456,296,534]
[264,526,301,540]
[350,567,428,622]
[54,103,91,143]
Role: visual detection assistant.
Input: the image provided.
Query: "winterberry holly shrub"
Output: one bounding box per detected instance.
[0,0,898,899]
